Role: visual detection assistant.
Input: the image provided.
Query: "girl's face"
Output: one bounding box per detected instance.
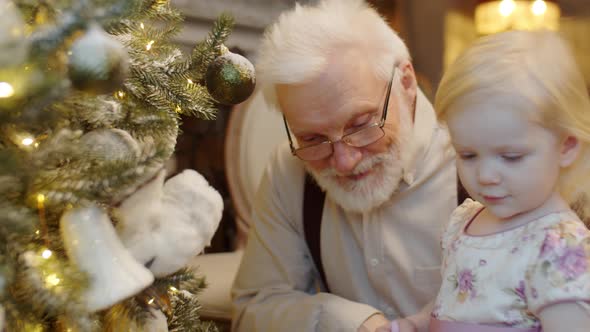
[447,105,570,221]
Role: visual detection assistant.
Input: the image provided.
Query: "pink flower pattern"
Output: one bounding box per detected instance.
[436,201,590,329]
[556,245,587,280]
[458,269,475,293]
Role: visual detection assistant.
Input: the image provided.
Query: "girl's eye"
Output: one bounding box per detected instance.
[502,155,523,162]
[458,153,476,160]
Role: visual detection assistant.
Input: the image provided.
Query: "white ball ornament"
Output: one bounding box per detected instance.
[68,24,129,94]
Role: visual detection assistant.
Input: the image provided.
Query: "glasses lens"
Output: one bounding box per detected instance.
[295,142,333,161]
[344,125,385,147]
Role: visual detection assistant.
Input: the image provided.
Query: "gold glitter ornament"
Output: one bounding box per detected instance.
[205,50,255,105]
[68,24,129,95]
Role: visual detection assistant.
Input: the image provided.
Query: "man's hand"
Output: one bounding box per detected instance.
[358,313,390,332]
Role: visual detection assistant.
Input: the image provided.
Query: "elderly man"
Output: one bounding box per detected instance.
[231,1,457,331]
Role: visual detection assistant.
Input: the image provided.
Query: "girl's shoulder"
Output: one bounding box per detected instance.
[448,198,483,229]
[531,209,588,240]
[441,199,482,247]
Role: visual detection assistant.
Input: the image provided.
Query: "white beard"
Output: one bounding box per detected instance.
[306,108,413,213]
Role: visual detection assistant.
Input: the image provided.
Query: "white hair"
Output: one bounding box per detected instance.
[256,0,410,107]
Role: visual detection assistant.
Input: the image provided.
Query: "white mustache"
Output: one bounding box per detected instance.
[320,152,391,177]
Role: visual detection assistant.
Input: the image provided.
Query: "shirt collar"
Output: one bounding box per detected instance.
[401,88,438,186]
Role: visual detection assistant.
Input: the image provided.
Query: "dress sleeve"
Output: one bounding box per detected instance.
[526,220,590,315]
[441,199,478,253]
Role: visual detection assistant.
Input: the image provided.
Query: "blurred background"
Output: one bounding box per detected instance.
[168,0,590,253]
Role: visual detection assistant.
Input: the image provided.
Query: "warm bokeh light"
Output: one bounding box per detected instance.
[45,273,61,286]
[499,0,516,17]
[21,137,34,146]
[532,0,547,16]
[0,82,15,98]
[475,0,560,35]
[41,249,53,259]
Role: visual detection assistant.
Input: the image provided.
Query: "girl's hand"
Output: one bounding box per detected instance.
[375,319,418,332]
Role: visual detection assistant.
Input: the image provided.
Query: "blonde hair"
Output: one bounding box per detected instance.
[256,0,410,107]
[435,30,590,222]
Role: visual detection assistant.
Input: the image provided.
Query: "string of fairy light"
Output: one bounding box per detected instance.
[0,17,182,152]
[0,0,254,325]
[0,15,193,251]
[110,20,193,115]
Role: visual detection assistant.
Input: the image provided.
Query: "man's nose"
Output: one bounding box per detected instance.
[331,141,363,175]
[477,162,501,185]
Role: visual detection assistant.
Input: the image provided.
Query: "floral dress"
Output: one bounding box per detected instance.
[431,199,590,331]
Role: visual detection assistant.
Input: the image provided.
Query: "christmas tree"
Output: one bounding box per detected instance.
[0,0,254,330]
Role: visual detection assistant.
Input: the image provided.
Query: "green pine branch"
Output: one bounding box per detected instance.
[1,0,236,329]
[190,14,234,83]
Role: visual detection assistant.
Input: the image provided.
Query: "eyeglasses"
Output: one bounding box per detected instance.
[283,66,395,161]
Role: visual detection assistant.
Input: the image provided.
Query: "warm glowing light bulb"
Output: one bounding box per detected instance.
[22,137,34,146]
[42,249,52,259]
[499,0,516,17]
[117,90,125,98]
[187,78,194,84]
[37,194,45,204]
[0,82,15,98]
[46,274,60,286]
[169,286,179,292]
[140,22,145,29]
[146,40,155,51]
[532,0,547,16]
[148,298,155,304]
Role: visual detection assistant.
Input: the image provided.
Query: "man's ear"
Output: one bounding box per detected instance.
[398,60,417,103]
[560,135,580,167]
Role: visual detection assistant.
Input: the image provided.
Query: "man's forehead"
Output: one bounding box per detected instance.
[276,64,385,107]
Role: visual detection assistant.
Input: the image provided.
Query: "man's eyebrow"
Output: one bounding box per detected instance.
[344,108,378,124]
